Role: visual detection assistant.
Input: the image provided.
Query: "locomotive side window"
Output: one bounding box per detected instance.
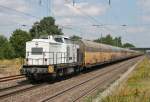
[64,38,72,44]
[54,38,64,43]
[31,47,43,55]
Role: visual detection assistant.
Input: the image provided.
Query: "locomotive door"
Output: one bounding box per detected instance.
[31,47,45,65]
[77,49,80,62]
[67,46,70,63]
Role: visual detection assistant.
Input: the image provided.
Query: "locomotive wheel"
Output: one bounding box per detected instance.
[28,74,43,82]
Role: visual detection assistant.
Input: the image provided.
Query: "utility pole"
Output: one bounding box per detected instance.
[73,0,75,6]
[65,0,75,6]
[100,33,103,44]
[109,0,111,5]
[100,33,103,62]
[47,0,51,16]
[39,0,51,16]
[116,38,118,47]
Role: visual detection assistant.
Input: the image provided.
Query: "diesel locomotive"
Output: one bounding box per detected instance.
[21,35,141,80]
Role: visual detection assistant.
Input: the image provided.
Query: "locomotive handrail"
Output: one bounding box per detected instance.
[25,51,77,65]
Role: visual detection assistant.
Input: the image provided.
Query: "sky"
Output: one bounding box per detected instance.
[0,0,150,47]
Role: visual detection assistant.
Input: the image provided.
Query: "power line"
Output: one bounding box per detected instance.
[64,0,122,36]
[61,25,83,33]
[0,4,40,19]
[67,4,119,35]
[37,0,52,17]
[64,0,115,33]
[47,0,52,16]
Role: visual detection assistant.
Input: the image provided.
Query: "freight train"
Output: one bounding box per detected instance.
[21,35,141,80]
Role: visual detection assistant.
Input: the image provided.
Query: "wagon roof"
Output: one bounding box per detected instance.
[81,40,129,51]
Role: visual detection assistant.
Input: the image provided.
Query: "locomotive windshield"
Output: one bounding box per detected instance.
[31,47,43,55]
[54,38,63,43]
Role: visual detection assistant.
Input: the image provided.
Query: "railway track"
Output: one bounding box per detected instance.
[0,75,25,82]
[71,57,143,102]
[0,83,47,99]
[0,56,143,102]
[71,59,138,102]
[40,57,141,102]
[0,83,27,92]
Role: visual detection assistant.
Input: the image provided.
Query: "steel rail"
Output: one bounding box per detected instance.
[0,83,47,99]
[71,58,137,102]
[0,75,25,82]
[40,57,140,102]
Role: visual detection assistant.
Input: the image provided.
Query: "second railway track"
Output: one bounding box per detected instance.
[0,83,47,99]
[0,75,25,82]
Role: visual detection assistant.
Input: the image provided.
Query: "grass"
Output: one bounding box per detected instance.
[102,56,150,102]
[0,58,24,76]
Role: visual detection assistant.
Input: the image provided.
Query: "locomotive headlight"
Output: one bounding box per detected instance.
[48,65,54,73]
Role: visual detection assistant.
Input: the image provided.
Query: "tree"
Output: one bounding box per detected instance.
[0,35,7,59]
[30,17,63,38]
[94,34,115,45]
[94,34,135,48]
[70,35,82,41]
[10,29,31,58]
[0,35,15,59]
[103,34,114,45]
[123,43,135,48]
[114,37,122,47]
[2,41,15,59]
[94,38,102,43]
[0,35,7,47]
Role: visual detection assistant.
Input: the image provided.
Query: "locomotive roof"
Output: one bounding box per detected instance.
[28,35,70,44]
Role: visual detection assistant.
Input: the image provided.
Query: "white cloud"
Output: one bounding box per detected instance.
[137,0,150,22]
[56,17,73,25]
[0,0,30,12]
[53,0,108,17]
[138,0,150,13]
[53,0,108,34]
[141,15,150,22]
[65,3,107,16]
[0,0,38,36]
[127,26,147,33]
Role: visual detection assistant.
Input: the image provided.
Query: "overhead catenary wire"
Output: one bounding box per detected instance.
[65,0,111,26]
[65,3,119,36]
[63,2,110,38]
[64,0,118,34]
[0,0,110,33]
[0,2,43,32]
[35,0,53,17]
[0,4,40,19]
[0,0,53,34]
[59,25,84,37]
[66,0,130,38]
